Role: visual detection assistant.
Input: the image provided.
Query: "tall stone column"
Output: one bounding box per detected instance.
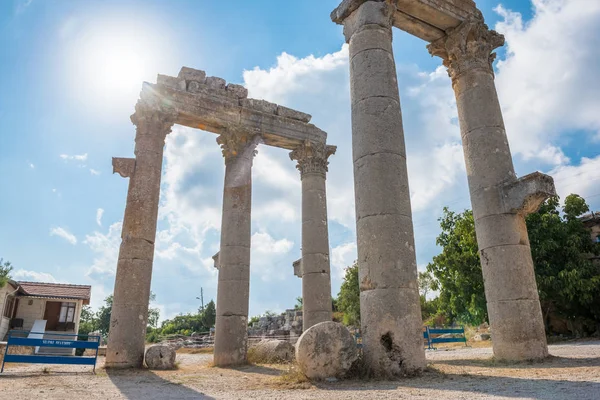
[290,141,336,330]
[428,18,555,361]
[213,131,261,367]
[106,104,175,368]
[332,1,426,376]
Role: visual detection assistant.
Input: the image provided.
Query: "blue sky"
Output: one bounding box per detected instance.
[1,0,599,321]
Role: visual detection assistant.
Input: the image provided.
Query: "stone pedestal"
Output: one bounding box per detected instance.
[290,142,336,330]
[213,132,261,367]
[337,0,426,376]
[106,104,175,368]
[428,18,553,361]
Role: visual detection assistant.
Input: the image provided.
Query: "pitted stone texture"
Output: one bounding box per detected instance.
[488,299,549,361]
[178,67,206,83]
[206,76,226,90]
[240,98,278,114]
[112,157,136,178]
[157,74,186,91]
[249,339,295,363]
[501,172,556,216]
[277,105,312,123]
[360,288,425,377]
[145,344,176,370]
[226,83,248,99]
[295,322,358,380]
[292,258,302,278]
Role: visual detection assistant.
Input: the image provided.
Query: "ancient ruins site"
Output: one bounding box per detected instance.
[1,0,599,398]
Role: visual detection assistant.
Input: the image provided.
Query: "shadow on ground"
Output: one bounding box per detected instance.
[434,355,600,369]
[311,368,600,399]
[106,369,216,400]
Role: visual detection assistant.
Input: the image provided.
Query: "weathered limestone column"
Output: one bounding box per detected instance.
[290,142,336,330]
[106,104,175,368]
[331,0,426,376]
[213,131,261,366]
[428,18,555,361]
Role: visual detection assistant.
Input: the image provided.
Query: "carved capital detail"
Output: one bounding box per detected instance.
[130,102,177,140]
[216,130,262,163]
[427,17,505,81]
[112,157,136,178]
[289,141,337,178]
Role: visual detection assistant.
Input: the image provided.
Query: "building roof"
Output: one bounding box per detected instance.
[17,281,92,305]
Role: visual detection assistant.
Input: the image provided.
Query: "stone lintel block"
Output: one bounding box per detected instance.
[226,83,248,99]
[480,245,539,302]
[214,315,248,366]
[178,67,206,83]
[302,272,332,313]
[156,74,186,91]
[501,172,556,216]
[206,76,226,90]
[357,214,418,290]
[301,253,330,275]
[354,153,412,219]
[240,98,278,115]
[112,157,136,178]
[360,287,426,376]
[118,236,155,261]
[293,258,302,278]
[487,299,548,361]
[276,105,312,123]
[475,213,529,251]
[216,279,250,316]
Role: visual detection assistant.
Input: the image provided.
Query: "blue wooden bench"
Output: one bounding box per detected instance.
[424,326,467,350]
[1,331,100,373]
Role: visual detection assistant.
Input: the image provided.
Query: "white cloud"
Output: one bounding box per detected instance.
[331,242,357,280]
[251,231,294,282]
[494,0,600,165]
[12,269,58,283]
[549,155,600,202]
[29,163,35,169]
[84,222,121,279]
[49,227,77,245]
[60,153,88,161]
[90,168,101,175]
[96,208,104,226]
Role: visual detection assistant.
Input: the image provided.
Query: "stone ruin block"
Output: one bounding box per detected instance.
[240,98,278,114]
[206,76,226,90]
[156,74,186,91]
[277,106,312,123]
[178,66,207,83]
[226,83,248,99]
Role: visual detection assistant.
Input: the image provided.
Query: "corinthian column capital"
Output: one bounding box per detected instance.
[427,17,505,81]
[216,130,262,164]
[290,141,337,178]
[130,102,177,146]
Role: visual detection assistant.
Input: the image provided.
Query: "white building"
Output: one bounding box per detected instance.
[0,280,91,341]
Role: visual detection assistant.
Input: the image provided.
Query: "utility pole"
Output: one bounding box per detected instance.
[196,287,204,313]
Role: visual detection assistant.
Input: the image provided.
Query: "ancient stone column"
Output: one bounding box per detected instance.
[331,0,426,376]
[428,18,555,361]
[213,131,261,367]
[290,141,336,330]
[106,104,175,368]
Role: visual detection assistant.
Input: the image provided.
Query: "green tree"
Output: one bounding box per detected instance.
[0,258,13,288]
[337,262,360,326]
[200,300,216,328]
[527,194,600,323]
[418,271,435,299]
[96,295,113,335]
[426,208,487,325]
[78,305,99,334]
[294,296,303,310]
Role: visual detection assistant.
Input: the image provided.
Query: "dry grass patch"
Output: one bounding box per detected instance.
[268,364,312,390]
[177,347,214,354]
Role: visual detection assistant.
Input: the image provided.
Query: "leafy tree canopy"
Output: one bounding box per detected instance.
[0,258,13,288]
[337,262,360,326]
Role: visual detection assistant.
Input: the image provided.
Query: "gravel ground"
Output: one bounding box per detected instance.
[0,340,598,399]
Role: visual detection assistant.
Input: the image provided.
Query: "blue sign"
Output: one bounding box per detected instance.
[1,331,101,373]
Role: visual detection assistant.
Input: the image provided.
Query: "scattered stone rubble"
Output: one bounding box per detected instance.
[248,309,303,339]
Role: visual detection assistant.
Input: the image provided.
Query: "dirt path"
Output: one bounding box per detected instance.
[1,340,599,399]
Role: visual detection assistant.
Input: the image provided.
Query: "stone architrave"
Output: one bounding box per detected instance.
[105,103,176,368]
[332,0,426,377]
[213,130,262,367]
[428,17,554,361]
[290,141,336,330]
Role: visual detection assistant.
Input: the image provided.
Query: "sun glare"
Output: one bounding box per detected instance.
[67,15,171,112]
